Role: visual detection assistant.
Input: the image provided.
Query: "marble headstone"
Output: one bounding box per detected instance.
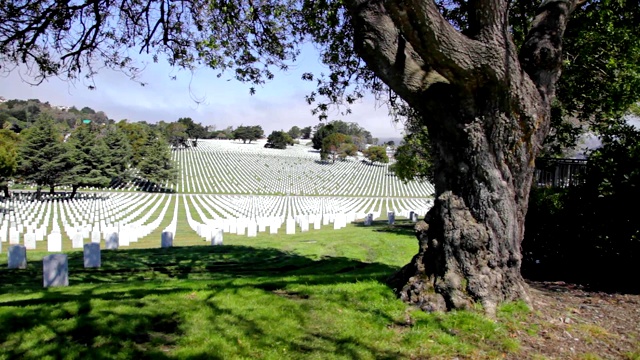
[211,229,223,246]
[48,232,62,252]
[106,232,119,250]
[8,245,27,269]
[83,243,101,268]
[161,231,173,248]
[43,254,69,287]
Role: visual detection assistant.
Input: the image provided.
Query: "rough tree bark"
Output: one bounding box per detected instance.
[346,0,580,315]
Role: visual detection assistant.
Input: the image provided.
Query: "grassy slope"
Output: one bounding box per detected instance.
[0,220,529,359]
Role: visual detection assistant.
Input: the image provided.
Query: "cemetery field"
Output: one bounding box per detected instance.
[0,221,531,359]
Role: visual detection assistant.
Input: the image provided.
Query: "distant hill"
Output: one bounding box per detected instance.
[0,98,111,132]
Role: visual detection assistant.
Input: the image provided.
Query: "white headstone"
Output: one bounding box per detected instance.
[83,243,101,268]
[247,222,257,237]
[48,232,62,252]
[43,254,69,287]
[161,231,173,248]
[120,231,130,247]
[211,229,223,245]
[364,213,373,226]
[300,217,309,232]
[23,232,36,250]
[9,228,19,244]
[410,211,418,223]
[388,211,395,225]
[72,232,84,249]
[91,230,101,244]
[286,218,296,235]
[236,221,246,236]
[106,232,119,250]
[35,227,45,241]
[7,245,27,269]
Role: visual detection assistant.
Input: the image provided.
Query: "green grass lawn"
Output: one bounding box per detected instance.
[0,220,529,359]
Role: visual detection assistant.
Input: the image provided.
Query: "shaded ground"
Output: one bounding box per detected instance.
[511,281,640,360]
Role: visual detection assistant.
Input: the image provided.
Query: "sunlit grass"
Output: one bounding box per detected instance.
[0,221,530,359]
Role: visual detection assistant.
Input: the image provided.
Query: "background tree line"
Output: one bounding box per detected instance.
[0,112,180,198]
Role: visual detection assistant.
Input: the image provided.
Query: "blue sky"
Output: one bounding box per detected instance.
[0,46,405,139]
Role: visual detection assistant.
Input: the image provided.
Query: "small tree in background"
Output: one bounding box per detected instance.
[301,126,312,139]
[321,133,351,163]
[287,126,301,139]
[233,125,264,143]
[390,127,433,183]
[266,131,294,149]
[338,143,358,161]
[363,146,389,165]
[164,122,189,149]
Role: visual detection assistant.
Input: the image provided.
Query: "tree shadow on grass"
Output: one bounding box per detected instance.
[0,245,409,359]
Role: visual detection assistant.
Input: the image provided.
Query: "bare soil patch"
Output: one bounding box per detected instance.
[511,281,640,359]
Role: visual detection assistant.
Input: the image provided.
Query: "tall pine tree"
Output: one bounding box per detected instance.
[18,114,69,198]
[65,124,111,198]
[137,135,177,191]
[103,125,133,185]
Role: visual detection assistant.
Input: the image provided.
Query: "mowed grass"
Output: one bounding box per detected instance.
[0,220,529,359]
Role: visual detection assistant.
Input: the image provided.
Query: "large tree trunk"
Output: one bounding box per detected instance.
[387,81,545,315]
[70,184,79,199]
[346,0,578,316]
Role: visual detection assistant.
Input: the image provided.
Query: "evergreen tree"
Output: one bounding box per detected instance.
[65,125,111,198]
[117,120,150,167]
[18,114,69,197]
[137,136,177,189]
[103,125,133,183]
[266,131,294,149]
[0,129,19,197]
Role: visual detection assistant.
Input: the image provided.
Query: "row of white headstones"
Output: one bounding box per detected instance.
[1,192,433,253]
[2,192,426,288]
[170,140,434,197]
[25,139,435,198]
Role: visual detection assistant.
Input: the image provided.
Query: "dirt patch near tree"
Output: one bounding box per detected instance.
[510,281,640,359]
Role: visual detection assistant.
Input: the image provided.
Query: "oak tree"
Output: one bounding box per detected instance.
[2,0,633,315]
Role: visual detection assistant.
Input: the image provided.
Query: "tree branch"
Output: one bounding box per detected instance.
[384,0,484,82]
[466,0,509,41]
[520,0,582,105]
[346,0,451,110]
